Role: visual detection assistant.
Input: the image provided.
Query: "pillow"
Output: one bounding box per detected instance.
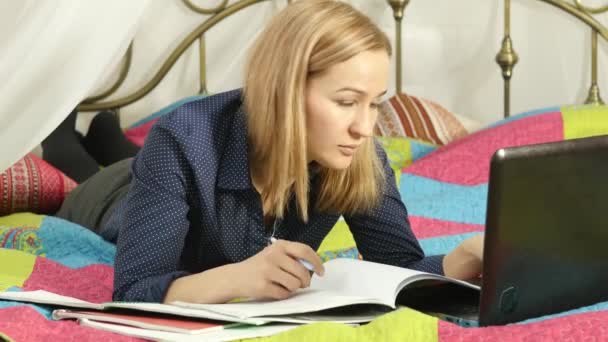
[0,154,77,215]
[375,93,483,145]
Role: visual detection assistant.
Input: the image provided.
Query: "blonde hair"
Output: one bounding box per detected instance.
[244,0,391,222]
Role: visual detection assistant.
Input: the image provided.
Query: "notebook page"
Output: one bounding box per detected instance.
[80,319,299,342]
[173,288,383,319]
[310,258,435,307]
[109,302,268,324]
[0,290,267,325]
[0,290,104,309]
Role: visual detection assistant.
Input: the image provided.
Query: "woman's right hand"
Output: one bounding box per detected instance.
[233,239,325,300]
[164,240,324,304]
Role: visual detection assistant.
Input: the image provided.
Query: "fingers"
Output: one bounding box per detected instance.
[261,283,292,300]
[465,234,485,260]
[277,253,312,288]
[249,255,301,300]
[269,265,303,292]
[276,240,325,276]
[251,240,325,300]
[444,235,484,280]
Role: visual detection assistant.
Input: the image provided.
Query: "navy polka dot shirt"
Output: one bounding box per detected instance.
[108,89,444,303]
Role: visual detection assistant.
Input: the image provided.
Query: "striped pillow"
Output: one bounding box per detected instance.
[375,93,474,145]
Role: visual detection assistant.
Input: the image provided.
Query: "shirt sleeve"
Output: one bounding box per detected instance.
[112,123,194,302]
[343,141,445,275]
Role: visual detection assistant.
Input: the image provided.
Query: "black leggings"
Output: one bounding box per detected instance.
[55,158,132,242]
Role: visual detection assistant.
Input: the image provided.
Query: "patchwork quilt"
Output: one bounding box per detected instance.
[2,105,608,341]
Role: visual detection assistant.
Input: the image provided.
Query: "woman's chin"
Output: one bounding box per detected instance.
[316,155,353,170]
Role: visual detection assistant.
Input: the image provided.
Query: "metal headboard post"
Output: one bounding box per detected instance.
[496,0,519,118]
[536,1,608,107]
[584,29,604,104]
[573,0,607,105]
[387,0,411,94]
[498,0,608,114]
[199,35,208,94]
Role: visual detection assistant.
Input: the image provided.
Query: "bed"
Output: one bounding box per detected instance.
[2,0,608,341]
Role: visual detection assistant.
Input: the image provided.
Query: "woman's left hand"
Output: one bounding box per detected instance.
[442,234,484,280]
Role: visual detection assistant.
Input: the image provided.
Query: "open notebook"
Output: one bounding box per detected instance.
[0,258,479,324]
[174,258,480,320]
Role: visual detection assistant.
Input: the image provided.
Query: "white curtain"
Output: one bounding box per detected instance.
[0,0,149,172]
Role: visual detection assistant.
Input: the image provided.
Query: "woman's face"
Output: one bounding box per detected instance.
[305,49,389,170]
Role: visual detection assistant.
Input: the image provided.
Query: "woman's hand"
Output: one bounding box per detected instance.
[234,239,325,300]
[442,234,484,280]
[164,240,324,304]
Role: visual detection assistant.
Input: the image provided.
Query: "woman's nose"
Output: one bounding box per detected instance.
[349,109,375,138]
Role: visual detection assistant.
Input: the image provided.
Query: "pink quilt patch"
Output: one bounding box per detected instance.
[409,216,484,239]
[404,112,564,185]
[0,306,142,342]
[124,118,159,147]
[23,257,114,304]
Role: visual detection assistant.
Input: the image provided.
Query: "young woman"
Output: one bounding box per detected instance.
[55,0,483,304]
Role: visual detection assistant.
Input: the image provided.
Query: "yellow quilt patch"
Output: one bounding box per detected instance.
[249,308,438,342]
[377,136,414,185]
[317,220,356,254]
[0,213,44,228]
[562,105,608,140]
[0,248,36,291]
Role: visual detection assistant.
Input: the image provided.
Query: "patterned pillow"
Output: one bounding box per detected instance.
[0,154,77,215]
[375,93,482,145]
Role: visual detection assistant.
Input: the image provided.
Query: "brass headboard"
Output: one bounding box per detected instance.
[497,0,608,117]
[76,0,608,121]
[389,0,608,118]
[76,0,409,116]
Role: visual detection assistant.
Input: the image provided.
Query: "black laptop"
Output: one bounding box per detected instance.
[401,134,608,326]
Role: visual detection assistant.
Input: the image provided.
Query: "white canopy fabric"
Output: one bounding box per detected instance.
[1,0,606,172]
[0,0,149,172]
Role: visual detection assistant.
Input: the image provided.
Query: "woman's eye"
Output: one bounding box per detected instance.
[370,102,381,109]
[336,100,356,107]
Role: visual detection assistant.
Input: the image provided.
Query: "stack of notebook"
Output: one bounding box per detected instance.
[0,258,479,341]
[54,310,299,342]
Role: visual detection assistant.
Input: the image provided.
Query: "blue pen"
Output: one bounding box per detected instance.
[269,237,316,273]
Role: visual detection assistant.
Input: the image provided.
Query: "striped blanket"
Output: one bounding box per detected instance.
[2,105,608,341]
